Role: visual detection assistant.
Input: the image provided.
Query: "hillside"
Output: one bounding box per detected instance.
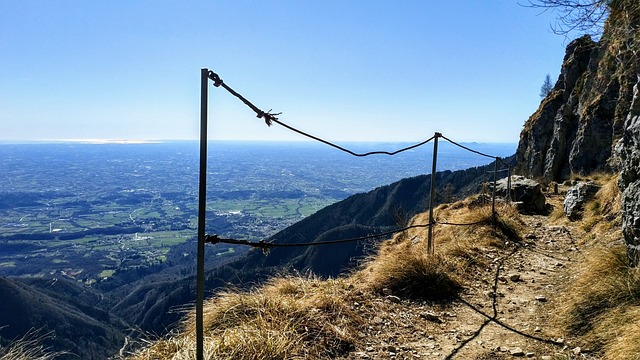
[107,158,513,335]
[0,276,126,360]
[125,174,639,359]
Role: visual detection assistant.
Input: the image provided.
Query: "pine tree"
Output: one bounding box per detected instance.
[540,74,553,99]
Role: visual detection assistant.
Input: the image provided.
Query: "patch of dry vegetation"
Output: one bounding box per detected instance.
[126,198,525,359]
[127,276,364,359]
[0,331,64,360]
[553,174,640,358]
[358,198,524,302]
[580,173,621,235]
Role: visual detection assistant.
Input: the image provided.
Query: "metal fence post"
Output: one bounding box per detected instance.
[427,132,441,254]
[492,157,498,222]
[196,68,209,360]
[507,167,512,203]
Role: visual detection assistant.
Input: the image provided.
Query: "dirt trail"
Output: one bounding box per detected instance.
[343,195,592,360]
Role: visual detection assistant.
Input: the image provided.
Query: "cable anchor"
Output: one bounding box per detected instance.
[208,71,223,87]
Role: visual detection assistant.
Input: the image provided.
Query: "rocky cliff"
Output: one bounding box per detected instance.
[515,32,635,181]
[619,70,640,265]
[516,3,639,264]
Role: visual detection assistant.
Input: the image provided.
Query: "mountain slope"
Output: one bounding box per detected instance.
[0,276,126,360]
[126,178,637,359]
[110,157,513,334]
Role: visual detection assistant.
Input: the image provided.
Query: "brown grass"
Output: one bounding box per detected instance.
[126,276,363,359]
[550,173,622,243]
[555,246,640,357]
[552,173,640,358]
[359,242,462,301]
[358,199,524,302]
[126,199,526,359]
[0,330,64,360]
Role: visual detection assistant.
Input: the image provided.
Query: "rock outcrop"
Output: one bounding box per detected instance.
[515,4,639,265]
[619,76,640,265]
[515,31,636,181]
[494,176,546,213]
[563,182,600,220]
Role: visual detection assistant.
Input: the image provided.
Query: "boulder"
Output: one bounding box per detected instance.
[494,176,546,213]
[563,182,600,220]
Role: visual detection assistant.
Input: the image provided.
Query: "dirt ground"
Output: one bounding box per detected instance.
[340,195,595,360]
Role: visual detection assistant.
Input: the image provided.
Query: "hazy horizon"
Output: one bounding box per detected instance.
[2,2,577,143]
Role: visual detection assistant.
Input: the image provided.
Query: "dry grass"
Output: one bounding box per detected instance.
[553,173,640,358]
[126,276,363,359]
[554,246,640,357]
[581,173,621,232]
[359,242,463,301]
[550,173,622,242]
[358,199,524,302]
[0,330,64,360]
[126,198,525,360]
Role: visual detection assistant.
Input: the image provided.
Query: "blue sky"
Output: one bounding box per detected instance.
[1,1,575,143]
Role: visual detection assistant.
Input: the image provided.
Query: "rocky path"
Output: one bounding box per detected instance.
[343,196,592,359]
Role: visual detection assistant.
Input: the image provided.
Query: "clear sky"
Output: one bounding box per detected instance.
[1,1,576,143]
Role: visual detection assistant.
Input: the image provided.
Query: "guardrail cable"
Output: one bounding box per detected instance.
[205,70,518,253]
[435,216,494,226]
[205,214,499,252]
[205,223,432,251]
[207,71,435,157]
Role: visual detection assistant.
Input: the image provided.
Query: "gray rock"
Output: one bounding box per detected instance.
[619,77,640,266]
[563,182,600,220]
[515,31,637,183]
[510,347,525,356]
[535,295,547,302]
[420,312,443,324]
[386,295,401,303]
[494,176,546,213]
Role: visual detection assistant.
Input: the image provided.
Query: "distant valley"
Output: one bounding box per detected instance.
[0,140,515,358]
[0,140,514,284]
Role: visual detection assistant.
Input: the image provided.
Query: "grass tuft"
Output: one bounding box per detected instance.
[0,330,65,360]
[362,242,462,301]
[359,200,524,302]
[555,245,640,356]
[127,276,361,359]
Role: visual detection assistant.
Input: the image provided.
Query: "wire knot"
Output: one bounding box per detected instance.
[208,71,224,87]
[257,109,281,127]
[204,234,220,244]
[258,240,271,254]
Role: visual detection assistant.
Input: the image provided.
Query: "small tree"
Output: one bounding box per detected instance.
[523,0,610,37]
[540,74,554,98]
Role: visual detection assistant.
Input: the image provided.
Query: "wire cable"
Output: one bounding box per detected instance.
[440,135,496,159]
[270,117,435,157]
[436,216,494,226]
[207,71,435,157]
[205,223,432,250]
[208,71,516,164]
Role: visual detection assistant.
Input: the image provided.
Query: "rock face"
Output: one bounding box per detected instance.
[514,5,639,265]
[515,33,635,182]
[619,77,640,265]
[495,176,546,213]
[563,182,600,220]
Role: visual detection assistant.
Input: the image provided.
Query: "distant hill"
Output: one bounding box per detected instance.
[110,156,514,334]
[0,276,126,360]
